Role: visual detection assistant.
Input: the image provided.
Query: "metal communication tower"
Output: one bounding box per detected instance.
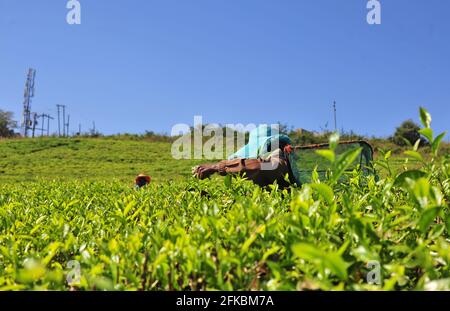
[21,68,36,137]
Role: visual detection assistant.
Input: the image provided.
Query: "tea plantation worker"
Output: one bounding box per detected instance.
[192,125,301,188]
[135,173,151,188]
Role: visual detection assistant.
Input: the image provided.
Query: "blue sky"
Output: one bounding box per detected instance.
[1,0,449,138]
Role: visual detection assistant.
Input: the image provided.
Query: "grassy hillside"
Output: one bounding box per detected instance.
[1,137,448,184]
[0,138,202,184]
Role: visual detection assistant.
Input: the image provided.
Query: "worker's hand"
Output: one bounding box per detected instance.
[192,164,218,179]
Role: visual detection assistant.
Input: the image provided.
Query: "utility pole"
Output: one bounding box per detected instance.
[57,105,61,136]
[47,115,50,136]
[46,115,54,136]
[66,114,70,137]
[39,114,54,136]
[56,105,66,137]
[21,68,36,137]
[333,101,337,133]
[62,106,66,137]
[31,113,38,138]
[40,114,45,137]
[78,123,81,136]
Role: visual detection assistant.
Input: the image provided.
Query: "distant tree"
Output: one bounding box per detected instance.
[392,119,425,146]
[0,110,17,137]
[277,122,293,136]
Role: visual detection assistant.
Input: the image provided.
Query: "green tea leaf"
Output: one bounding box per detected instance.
[404,150,423,162]
[418,206,441,233]
[315,149,335,163]
[310,183,334,205]
[224,174,232,188]
[329,133,340,151]
[419,107,432,128]
[411,178,431,208]
[393,170,427,187]
[331,147,362,183]
[292,243,349,280]
[432,131,447,155]
[419,128,433,143]
[445,215,450,235]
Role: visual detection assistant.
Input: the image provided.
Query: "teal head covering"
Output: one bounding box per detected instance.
[227,125,290,159]
[227,125,301,185]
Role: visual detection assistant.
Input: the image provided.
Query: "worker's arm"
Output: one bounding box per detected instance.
[192,149,294,187]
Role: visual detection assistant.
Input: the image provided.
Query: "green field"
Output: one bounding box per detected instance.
[1,136,447,184]
[0,121,449,290]
[0,138,202,183]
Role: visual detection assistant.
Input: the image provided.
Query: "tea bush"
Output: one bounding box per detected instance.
[0,108,448,290]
